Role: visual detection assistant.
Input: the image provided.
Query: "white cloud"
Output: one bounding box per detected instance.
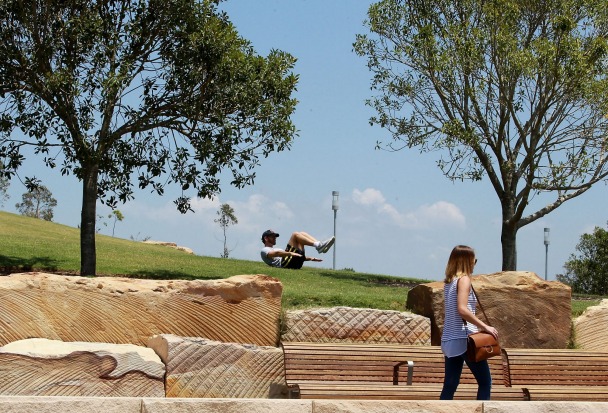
[351,188,465,229]
[353,188,386,206]
[190,196,220,212]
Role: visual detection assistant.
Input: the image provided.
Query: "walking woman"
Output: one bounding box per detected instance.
[440,245,499,400]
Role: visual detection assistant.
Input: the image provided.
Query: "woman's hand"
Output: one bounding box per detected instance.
[481,325,499,339]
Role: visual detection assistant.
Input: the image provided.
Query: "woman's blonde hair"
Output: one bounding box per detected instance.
[444,245,476,283]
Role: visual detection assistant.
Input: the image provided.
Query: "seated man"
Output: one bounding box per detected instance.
[260,229,335,269]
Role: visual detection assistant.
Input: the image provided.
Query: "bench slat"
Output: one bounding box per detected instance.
[294,383,527,401]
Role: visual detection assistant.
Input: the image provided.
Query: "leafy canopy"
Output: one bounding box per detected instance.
[558,223,608,295]
[355,0,608,269]
[0,0,299,212]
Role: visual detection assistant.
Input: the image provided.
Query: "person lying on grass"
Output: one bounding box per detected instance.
[260,229,334,269]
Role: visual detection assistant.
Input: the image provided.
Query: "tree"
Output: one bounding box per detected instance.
[557,223,608,295]
[109,210,124,237]
[354,0,608,270]
[214,202,238,258]
[16,184,57,221]
[0,0,298,275]
[0,176,8,207]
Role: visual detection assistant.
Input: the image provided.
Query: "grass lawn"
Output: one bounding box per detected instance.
[0,210,603,315]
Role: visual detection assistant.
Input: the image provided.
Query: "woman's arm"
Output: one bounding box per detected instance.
[457,276,498,338]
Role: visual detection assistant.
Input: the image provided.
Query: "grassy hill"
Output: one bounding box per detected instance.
[0,210,601,315]
[0,210,427,311]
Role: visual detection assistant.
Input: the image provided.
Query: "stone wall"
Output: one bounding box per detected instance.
[0,272,282,347]
[282,307,430,345]
[0,398,607,413]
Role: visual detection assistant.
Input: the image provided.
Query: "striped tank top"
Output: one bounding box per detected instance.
[442,277,479,341]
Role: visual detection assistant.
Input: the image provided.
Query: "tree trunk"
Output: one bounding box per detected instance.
[501,220,518,271]
[80,165,99,276]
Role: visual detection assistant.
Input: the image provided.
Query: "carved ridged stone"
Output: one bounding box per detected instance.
[0,338,164,397]
[573,299,608,351]
[281,307,431,345]
[148,334,288,398]
[0,272,282,347]
[407,271,572,348]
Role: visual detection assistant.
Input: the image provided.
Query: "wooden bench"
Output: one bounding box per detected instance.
[282,342,527,400]
[502,348,608,401]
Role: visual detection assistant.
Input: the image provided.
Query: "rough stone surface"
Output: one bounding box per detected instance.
[406,272,571,348]
[148,334,288,398]
[0,339,164,397]
[0,398,604,413]
[141,398,312,413]
[0,272,282,347]
[573,299,608,351]
[312,400,483,413]
[143,240,194,254]
[484,401,608,413]
[281,307,430,345]
[0,396,143,413]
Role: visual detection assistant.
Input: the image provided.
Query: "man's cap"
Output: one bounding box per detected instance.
[262,229,279,240]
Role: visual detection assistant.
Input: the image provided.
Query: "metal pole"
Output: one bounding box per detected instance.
[545,244,549,281]
[332,191,339,271]
[333,209,337,270]
[544,228,550,281]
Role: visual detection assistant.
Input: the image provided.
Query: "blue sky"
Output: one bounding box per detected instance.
[3,0,607,281]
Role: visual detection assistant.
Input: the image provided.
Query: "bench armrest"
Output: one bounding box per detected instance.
[393,360,414,385]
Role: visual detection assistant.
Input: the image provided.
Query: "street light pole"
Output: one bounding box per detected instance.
[544,228,550,280]
[332,191,339,270]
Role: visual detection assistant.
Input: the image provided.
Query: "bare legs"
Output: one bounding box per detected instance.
[288,231,318,250]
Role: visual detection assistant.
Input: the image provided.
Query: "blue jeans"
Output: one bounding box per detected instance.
[439,352,492,400]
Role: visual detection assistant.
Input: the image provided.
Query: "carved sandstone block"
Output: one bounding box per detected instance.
[281,307,431,345]
[0,272,282,347]
[0,338,164,397]
[406,272,571,348]
[148,334,288,398]
[573,299,608,351]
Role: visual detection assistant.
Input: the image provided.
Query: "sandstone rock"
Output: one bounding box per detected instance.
[141,399,313,413]
[143,240,194,254]
[0,272,282,347]
[406,272,571,348]
[573,299,608,351]
[0,338,164,397]
[0,396,143,413]
[148,334,288,398]
[313,400,483,413]
[281,307,430,345]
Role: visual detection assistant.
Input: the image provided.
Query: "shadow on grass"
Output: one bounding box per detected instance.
[0,255,59,275]
[315,270,421,288]
[121,269,223,281]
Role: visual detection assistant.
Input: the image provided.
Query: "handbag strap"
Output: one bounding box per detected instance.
[457,277,492,327]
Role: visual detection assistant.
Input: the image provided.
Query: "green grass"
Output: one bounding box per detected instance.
[1,210,604,315]
[0,211,426,311]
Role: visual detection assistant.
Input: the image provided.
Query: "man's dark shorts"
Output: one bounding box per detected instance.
[281,244,305,269]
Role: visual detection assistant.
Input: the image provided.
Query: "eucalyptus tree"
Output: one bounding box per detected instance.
[0,0,298,275]
[557,223,608,295]
[214,202,237,258]
[355,0,608,270]
[16,184,57,221]
[0,176,8,207]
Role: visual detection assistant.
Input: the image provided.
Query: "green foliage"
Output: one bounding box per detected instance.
[557,223,608,295]
[15,184,57,221]
[214,203,238,258]
[0,0,298,275]
[354,0,608,270]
